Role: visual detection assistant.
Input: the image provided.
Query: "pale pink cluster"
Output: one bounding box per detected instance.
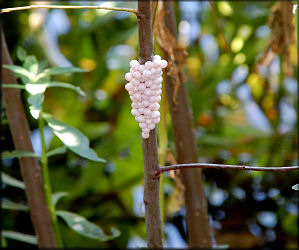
[125,55,168,139]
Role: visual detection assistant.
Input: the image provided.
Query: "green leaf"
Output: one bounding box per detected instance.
[52,192,69,207]
[27,93,44,119]
[3,65,32,82]
[2,150,40,159]
[1,172,25,190]
[46,146,67,158]
[43,82,86,96]
[292,184,299,191]
[56,210,120,241]
[17,47,27,61]
[2,200,29,211]
[23,55,38,75]
[42,113,106,163]
[1,84,26,89]
[25,84,47,95]
[1,236,7,247]
[2,231,37,245]
[24,82,85,96]
[41,67,88,77]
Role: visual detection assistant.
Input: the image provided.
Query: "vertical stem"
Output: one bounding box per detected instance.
[162,2,213,248]
[1,29,57,248]
[38,114,63,248]
[137,0,163,248]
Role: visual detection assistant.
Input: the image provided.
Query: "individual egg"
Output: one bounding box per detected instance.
[150,103,160,111]
[159,60,168,68]
[145,61,154,69]
[133,71,142,79]
[142,128,150,134]
[151,111,160,119]
[125,83,132,91]
[145,80,153,87]
[131,109,139,116]
[143,69,152,79]
[138,83,146,91]
[144,88,153,97]
[131,102,139,109]
[139,122,147,129]
[155,89,162,96]
[142,132,150,139]
[133,92,142,101]
[131,86,138,92]
[131,79,140,86]
[139,64,145,73]
[153,55,161,60]
[125,72,133,81]
[153,118,160,124]
[130,60,139,68]
[144,108,151,116]
[148,123,155,130]
[141,100,150,107]
[156,96,162,102]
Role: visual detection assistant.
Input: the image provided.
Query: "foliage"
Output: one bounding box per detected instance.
[1,1,297,248]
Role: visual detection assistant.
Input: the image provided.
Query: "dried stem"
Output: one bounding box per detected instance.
[161,1,213,247]
[1,5,137,15]
[1,29,57,248]
[138,0,163,248]
[155,163,299,177]
[208,1,230,53]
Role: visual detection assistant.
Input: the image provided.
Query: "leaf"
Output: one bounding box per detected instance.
[27,93,44,119]
[1,84,26,89]
[1,150,40,159]
[56,210,120,241]
[42,113,106,163]
[17,47,27,61]
[43,82,86,96]
[292,184,299,191]
[2,65,32,82]
[23,55,39,75]
[2,200,29,211]
[2,231,37,245]
[41,67,88,77]
[46,146,67,157]
[52,192,69,207]
[1,172,25,190]
[24,82,85,96]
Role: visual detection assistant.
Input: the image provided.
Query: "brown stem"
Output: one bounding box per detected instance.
[1,30,57,248]
[208,1,231,54]
[162,1,213,248]
[137,1,163,248]
[155,164,299,177]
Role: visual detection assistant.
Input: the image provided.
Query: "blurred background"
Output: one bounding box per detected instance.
[1,1,298,248]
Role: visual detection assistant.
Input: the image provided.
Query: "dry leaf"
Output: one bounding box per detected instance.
[259,2,295,76]
[154,8,188,104]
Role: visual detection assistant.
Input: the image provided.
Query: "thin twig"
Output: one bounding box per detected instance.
[1,5,137,15]
[208,1,231,54]
[155,163,299,176]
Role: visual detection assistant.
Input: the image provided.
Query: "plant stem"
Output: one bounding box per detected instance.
[1,5,137,15]
[138,0,163,247]
[38,114,63,248]
[155,163,299,176]
[161,2,213,247]
[2,29,57,248]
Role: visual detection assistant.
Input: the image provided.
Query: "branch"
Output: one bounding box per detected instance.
[155,163,299,177]
[1,5,137,15]
[208,1,231,54]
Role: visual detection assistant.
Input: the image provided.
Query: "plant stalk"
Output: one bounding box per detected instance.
[38,114,63,248]
[1,29,57,248]
[137,0,163,248]
[161,1,213,247]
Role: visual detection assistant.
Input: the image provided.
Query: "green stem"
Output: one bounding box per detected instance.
[38,113,63,248]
